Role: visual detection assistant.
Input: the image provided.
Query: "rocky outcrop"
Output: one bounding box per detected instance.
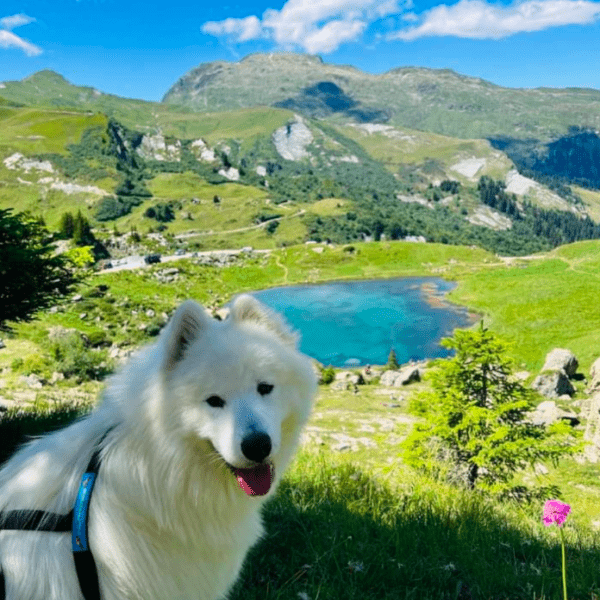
[3,152,54,173]
[218,167,240,181]
[272,117,313,161]
[190,139,216,162]
[136,134,181,161]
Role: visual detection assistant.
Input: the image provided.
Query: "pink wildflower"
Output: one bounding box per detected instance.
[542,499,571,527]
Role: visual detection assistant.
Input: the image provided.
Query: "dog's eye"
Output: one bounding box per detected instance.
[206,395,225,408]
[257,382,274,396]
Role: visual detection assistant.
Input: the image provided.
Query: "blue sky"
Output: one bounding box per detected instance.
[2,0,600,102]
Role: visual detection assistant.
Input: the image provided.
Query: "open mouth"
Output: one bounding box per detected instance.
[229,462,274,496]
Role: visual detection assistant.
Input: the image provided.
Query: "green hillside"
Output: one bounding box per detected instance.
[162,53,600,141]
[2,100,600,256]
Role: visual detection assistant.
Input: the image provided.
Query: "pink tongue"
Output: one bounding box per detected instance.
[234,463,274,496]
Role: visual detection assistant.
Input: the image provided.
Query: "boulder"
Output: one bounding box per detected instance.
[529,400,579,426]
[334,371,364,385]
[541,349,579,378]
[380,367,421,387]
[532,371,575,399]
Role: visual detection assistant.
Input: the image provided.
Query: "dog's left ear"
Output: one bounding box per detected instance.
[230,294,299,348]
[163,300,209,371]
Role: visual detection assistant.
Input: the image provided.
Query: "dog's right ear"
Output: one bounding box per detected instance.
[163,300,209,371]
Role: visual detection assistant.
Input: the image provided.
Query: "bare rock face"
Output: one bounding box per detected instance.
[542,349,579,378]
[136,134,181,161]
[272,117,313,161]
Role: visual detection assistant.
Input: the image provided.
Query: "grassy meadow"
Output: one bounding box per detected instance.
[4,239,600,599]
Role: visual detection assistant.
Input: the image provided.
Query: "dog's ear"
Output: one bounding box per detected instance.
[163,300,209,371]
[230,294,298,348]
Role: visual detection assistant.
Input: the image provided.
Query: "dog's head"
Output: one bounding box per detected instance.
[159,295,316,497]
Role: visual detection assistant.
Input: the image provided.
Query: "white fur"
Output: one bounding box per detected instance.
[0,295,316,600]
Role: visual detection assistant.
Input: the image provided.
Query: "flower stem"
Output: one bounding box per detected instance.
[559,527,568,600]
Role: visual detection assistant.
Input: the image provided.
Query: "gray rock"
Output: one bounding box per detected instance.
[380,370,400,386]
[542,349,579,378]
[0,339,5,350]
[529,400,578,426]
[50,372,65,384]
[532,371,575,398]
[584,393,600,462]
[380,367,421,387]
[19,374,45,389]
[334,371,364,385]
[272,117,313,161]
[589,357,600,393]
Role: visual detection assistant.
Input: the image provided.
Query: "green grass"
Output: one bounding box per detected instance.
[450,243,600,372]
[0,108,107,155]
[228,448,600,600]
[6,238,600,598]
[2,392,599,600]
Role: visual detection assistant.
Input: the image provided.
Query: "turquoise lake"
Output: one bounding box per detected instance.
[251,278,476,367]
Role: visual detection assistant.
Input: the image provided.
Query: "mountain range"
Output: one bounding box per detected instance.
[4,53,600,257]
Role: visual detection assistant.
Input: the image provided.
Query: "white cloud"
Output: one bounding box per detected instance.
[202,16,263,42]
[0,29,42,56]
[201,0,410,54]
[302,19,367,53]
[391,0,600,40]
[1,13,35,30]
[0,13,41,56]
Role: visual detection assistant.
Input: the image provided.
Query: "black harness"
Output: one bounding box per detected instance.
[0,433,109,600]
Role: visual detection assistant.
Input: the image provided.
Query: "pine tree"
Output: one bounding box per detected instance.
[403,324,578,497]
[72,211,92,246]
[59,212,75,239]
[0,209,77,327]
[387,349,399,370]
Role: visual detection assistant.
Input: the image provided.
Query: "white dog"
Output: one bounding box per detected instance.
[0,295,316,600]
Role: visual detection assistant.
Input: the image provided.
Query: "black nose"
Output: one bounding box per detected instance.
[241,432,272,463]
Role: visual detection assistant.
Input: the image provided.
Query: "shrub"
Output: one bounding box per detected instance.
[49,333,113,381]
[320,366,335,384]
[145,203,175,222]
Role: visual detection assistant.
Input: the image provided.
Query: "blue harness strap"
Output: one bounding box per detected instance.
[71,444,104,600]
[0,430,111,600]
